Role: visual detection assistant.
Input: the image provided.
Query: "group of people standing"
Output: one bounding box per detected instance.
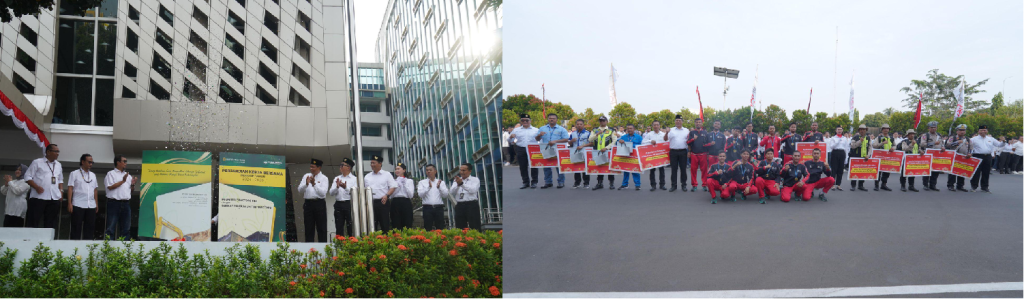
[2,144,136,240]
[297,155,482,243]
[505,113,1013,203]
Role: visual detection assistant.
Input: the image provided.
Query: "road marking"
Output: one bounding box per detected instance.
[506,282,1024,298]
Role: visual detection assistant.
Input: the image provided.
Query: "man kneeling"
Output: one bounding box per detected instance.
[705,152,731,204]
[726,150,759,202]
[755,150,783,203]
[802,148,835,201]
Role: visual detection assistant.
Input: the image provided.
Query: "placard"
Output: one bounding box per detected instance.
[796,142,828,162]
[902,154,932,177]
[609,145,641,173]
[585,149,617,175]
[951,154,982,179]
[218,152,287,242]
[139,151,213,241]
[637,142,670,171]
[557,144,586,173]
[926,149,955,173]
[848,158,880,181]
[871,149,905,173]
[527,144,559,168]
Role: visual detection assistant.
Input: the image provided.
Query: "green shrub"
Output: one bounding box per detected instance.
[0,228,502,298]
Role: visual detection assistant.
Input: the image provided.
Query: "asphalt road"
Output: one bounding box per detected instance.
[503,165,1023,295]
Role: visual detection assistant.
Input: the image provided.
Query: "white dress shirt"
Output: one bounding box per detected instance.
[2,179,29,218]
[68,168,98,208]
[449,176,480,203]
[826,134,851,153]
[642,130,667,146]
[1013,142,1023,156]
[417,178,450,205]
[501,132,510,148]
[297,172,329,199]
[25,157,63,200]
[666,127,690,150]
[510,126,539,148]
[970,135,1006,155]
[328,173,358,202]
[393,176,415,198]
[104,168,133,200]
[363,170,397,199]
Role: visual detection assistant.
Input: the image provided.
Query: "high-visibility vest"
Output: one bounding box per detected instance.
[595,129,613,151]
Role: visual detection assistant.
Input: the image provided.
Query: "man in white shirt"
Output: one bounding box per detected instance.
[450,163,481,230]
[998,139,1014,174]
[502,128,512,166]
[1013,137,1024,174]
[68,154,98,240]
[643,120,668,191]
[418,164,449,231]
[510,113,540,189]
[664,115,690,192]
[105,155,137,240]
[363,155,397,232]
[969,125,1006,192]
[328,158,357,237]
[298,158,329,242]
[24,144,63,229]
[825,125,851,191]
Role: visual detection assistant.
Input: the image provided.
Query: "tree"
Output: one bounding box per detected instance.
[790,110,813,133]
[608,102,637,128]
[994,99,1023,119]
[991,92,1004,114]
[501,109,518,128]
[899,69,990,118]
[861,112,889,128]
[1,0,102,22]
[762,105,789,132]
[882,107,896,116]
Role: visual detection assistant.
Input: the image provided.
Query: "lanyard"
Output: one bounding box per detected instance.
[80,169,92,183]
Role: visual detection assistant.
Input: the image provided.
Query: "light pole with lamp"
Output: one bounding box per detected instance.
[713,67,740,111]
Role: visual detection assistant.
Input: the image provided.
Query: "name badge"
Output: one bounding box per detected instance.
[52,177,56,184]
[459,193,464,199]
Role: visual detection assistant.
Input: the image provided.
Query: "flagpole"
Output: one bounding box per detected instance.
[833,26,838,116]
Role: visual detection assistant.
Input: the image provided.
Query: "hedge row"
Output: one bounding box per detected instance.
[0,228,502,298]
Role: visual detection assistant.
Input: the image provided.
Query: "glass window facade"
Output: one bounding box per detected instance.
[53,1,119,126]
[376,0,503,225]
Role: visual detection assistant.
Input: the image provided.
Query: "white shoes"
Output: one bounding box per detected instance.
[504,162,510,166]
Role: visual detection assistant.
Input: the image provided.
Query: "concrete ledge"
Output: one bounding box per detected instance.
[0,228,55,241]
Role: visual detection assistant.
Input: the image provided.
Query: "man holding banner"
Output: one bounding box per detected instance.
[946,124,972,192]
[537,114,570,189]
[918,121,945,191]
[848,125,871,191]
[589,116,617,190]
[896,129,921,192]
[871,124,894,191]
[511,114,540,189]
[616,125,644,190]
[568,119,592,189]
[642,120,667,191]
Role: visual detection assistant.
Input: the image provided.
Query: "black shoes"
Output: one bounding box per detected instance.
[901,186,907,192]
[593,184,604,191]
[557,183,564,189]
[956,187,969,192]
[520,184,530,189]
[981,188,991,193]
[858,185,868,191]
[669,187,677,192]
[660,186,667,190]
[880,186,892,191]
[909,187,919,192]
[530,183,537,189]
[650,187,657,192]
[635,186,641,191]
[540,184,553,189]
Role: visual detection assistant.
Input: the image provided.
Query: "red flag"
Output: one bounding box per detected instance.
[696,86,704,121]
[913,92,923,129]
[806,88,813,113]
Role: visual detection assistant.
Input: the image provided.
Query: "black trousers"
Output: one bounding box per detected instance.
[947,174,965,189]
[454,201,481,230]
[70,207,97,240]
[373,198,392,232]
[303,199,327,242]
[899,174,916,188]
[26,198,59,229]
[507,145,518,164]
[1015,155,1023,172]
[875,172,890,188]
[829,150,847,186]
[333,200,353,238]
[595,175,615,186]
[390,197,413,230]
[970,154,993,190]
[998,152,1012,173]
[422,204,446,231]
[515,147,538,185]
[648,167,665,187]
[573,173,590,186]
[923,171,941,189]
[3,215,24,227]
[668,149,688,188]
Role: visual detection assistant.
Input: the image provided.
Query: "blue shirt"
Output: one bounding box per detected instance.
[569,129,590,148]
[618,133,644,148]
[538,124,570,144]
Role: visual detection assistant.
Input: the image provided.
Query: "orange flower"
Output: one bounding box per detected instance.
[368,241,374,245]
[377,235,385,239]
[300,264,307,269]
[467,264,472,269]
[443,241,449,247]
[454,236,463,241]
[493,243,500,248]
[455,287,463,293]
[312,274,317,278]
[309,248,317,253]
[345,288,354,294]
[424,239,432,244]
[387,291,395,297]
[499,230,503,235]
[338,271,345,276]
[489,286,500,296]
[332,256,339,261]
[472,280,480,287]
[316,260,322,264]
[462,295,469,298]
[449,250,457,256]
[462,228,470,233]
[379,254,387,259]
[398,245,408,250]
[350,237,358,242]
[370,267,377,273]
[320,290,325,297]
[455,242,467,248]
[466,237,474,241]
[495,275,501,282]
[458,275,465,281]
[336,235,343,241]
[289,281,296,286]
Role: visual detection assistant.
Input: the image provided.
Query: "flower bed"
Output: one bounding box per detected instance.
[0,228,502,298]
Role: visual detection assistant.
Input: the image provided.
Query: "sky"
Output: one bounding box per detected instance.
[353,0,388,63]
[503,0,1024,116]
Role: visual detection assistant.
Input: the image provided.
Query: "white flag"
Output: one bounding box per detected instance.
[952,78,965,119]
[848,72,855,124]
[609,63,619,107]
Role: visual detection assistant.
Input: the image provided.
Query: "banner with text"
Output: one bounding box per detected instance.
[871,149,904,173]
[902,154,933,176]
[951,154,982,179]
[139,151,213,241]
[637,142,670,171]
[528,144,559,168]
[609,145,641,173]
[926,149,955,173]
[796,142,828,162]
[557,144,586,173]
[586,149,616,175]
[848,158,880,181]
[218,152,287,242]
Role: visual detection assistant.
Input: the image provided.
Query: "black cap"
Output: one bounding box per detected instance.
[371,155,384,163]
[598,116,608,121]
[341,158,355,167]
[675,115,682,120]
[978,125,989,130]
[520,113,530,119]
[311,159,323,167]
[396,162,405,169]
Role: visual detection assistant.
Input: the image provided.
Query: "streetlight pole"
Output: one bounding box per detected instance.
[713,67,739,111]
[1003,76,1013,96]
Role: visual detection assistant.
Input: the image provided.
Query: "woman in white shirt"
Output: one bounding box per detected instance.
[67,154,99,240]
[389,163,416,230]
[2,164,30,227]
[825,126,851,191]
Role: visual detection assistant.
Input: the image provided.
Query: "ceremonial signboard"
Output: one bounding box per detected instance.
[527,144,559,168]
[585,149,616,175]
[925,149,955,173]
[609,145,641,173]
[139,151,213,241]
[871,149,905,173]
[847,158,880,181]
[902,154,933,177]
[951,154,982,179]
[796,142,828,162]
[218,152,287,242]
[557,144,586,173]
[637,142,670,171]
